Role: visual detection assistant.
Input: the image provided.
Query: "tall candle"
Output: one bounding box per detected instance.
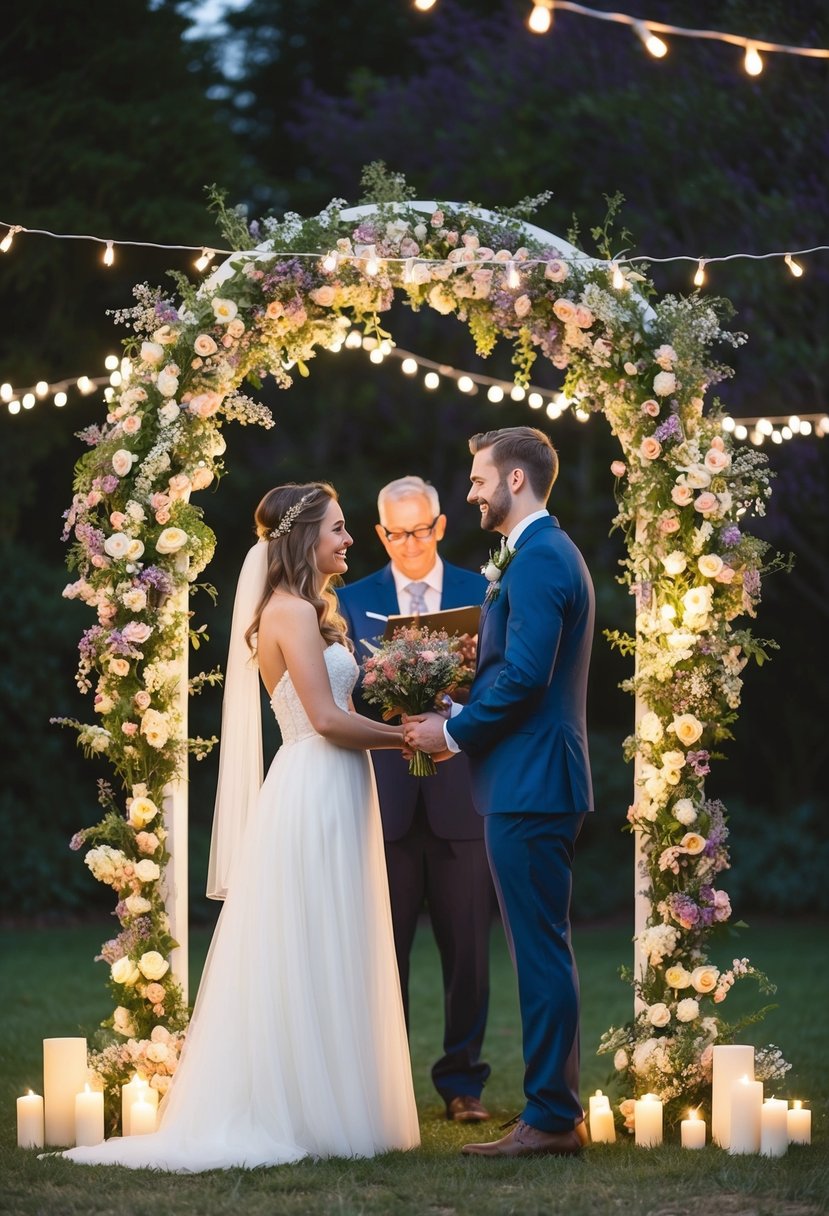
[588,1090,616,1143]
[712,1044,755,1148]
[681,1109,706,1149]
[43,1038,88,1146]
[729,1075,763,1155]
[634,1093,663,1147]
[74,1083,104,1147]
[787,1101,811,1145]
[131,1096,157,1135]
[760,1098,788,1158]
[16,1090,45,1149]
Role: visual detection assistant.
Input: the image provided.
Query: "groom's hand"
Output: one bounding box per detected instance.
[403,712,450,756]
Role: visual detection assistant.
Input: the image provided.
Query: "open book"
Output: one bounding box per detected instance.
[382,603,481,641]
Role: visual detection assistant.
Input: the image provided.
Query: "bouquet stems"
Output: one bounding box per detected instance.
[409,748,437,778]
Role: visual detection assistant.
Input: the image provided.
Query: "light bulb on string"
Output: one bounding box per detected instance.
[77,376,93,394]
[424,371,440,390]
[0,383,12,401]
[35,380,48,398]
[506,261,521,289]
[528,2,553,35]
[22,393,35,410]
[785,253,804,277]
[734,424,748,440]
[528,392,544,409]
[401,358,418,375]
[693,259,707,287]
[413,0,437,11]
[8,400,21,414]
[744,43,763,76]
[510,385,526,401]
[633,21,668,58]
[1,225,22,253]
[194,248,215,272]
[54,391,67,407]
[801,421,813,435]
[103,241,115,267]
[369,348,385,364]
[364,254,380,276]
[104,355,119,371]
[611,262,626,290]
[487,386,505,403]
[321,251,339,273]
[457,375,475,393]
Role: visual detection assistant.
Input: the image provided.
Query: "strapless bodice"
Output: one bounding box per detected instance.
[270,641,357,743]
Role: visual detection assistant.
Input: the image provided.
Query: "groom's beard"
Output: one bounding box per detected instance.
[478,478,512,531]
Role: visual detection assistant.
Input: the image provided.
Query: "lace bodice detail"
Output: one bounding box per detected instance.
[270,641,358,743]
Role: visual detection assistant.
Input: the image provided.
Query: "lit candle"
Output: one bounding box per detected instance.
[787,1101,811,1145]
[588,1089,616,1143]
[760,1098,788,1158]
[130,1095,157,1135]
[680,1108,706,1149]
[121,1074,147,1136]
[729,1075,763,1154]
[634,1092,663,1147]
[74,1083,104,1147]
[43,1037,88,1146]
[16,1090,45,1149]
[712,1044,754,1148]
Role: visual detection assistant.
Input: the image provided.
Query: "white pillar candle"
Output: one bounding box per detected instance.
[787,1101,811,1145]
[761,1099,788,1158]
[729,1075,763,1154]
[121,1075,147,1136]
[680,1109,706,1149]
[712,1044,755,1148]
[74,1083,104,1147]
[130,1096,157,1135]
[16,1090,45,1149]
[634,1093,663,1147]
[43,1037,88,1147]
[588,1089,616,1143]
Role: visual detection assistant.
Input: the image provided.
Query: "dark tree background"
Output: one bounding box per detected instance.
[1,0,827,921]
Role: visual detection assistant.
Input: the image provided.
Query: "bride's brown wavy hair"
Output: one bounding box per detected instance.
[244,482,351,654]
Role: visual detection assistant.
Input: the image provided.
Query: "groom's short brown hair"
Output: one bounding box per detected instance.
[468,426,558,501]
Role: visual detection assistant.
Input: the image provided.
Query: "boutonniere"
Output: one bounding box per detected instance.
[482,541,515,602]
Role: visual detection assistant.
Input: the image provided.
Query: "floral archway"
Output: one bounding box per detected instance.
[57,168,788,1123]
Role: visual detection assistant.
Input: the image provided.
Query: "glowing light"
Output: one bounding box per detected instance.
[401,358,418,375]
[35,380,48,398]
[734,424,748,440]
[22,393,35,409]
[634,21,667,57]
[785,253,804,277]
[109,371,122,387]
[744,43,763,75]
[194,248,215,272]
[800,421,813,436]
[721,416,735,432]
[413,0,437,10]
[546,402,561,419]
[344,330,363,349]
[771,430,783,444]
[0,383,12,401]
[693,259,706,287]
[424,372,440,390]
[528,392,544,409]
[369,348,384,364]
[510,385,526,401]
[0,225,21,253]
[77,376,93,394]
[103,240,115,266]
[8,399,21,414]
[575,407,591,422]
[506,261,521,288]
[321,251,339,273]
[611,262,626,290]
[54,391,67,407]
[104,355,119,371]
[364,255,380,276]
[457,375,475,393]
[487,386,505,403]
[788,415,801,432]
[528,2,553,35]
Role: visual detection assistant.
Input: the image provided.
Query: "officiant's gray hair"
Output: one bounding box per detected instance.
[377,476,440,522]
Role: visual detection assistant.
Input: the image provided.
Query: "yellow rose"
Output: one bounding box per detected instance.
[698,554,724,578]
[681,832,706,855]
[128,796,159,829]
[665,965,692,989]
[670,714,704,746]
[690,965,719,994]
[156,527,188,555]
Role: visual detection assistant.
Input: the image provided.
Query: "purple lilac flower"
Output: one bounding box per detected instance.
[654,414,683,444]
[76,425,103,447]
[69,831,87,852]
[249,220,261,240]
[720,524,741,548]
[75,522,105,556]
[687,749,711,776]
[137,566,174,597]
[106,630,145,659]
[101,475,119,493]
[78,625,106,660]
[743,569,761,597]
[666,892,700,927]
[352,221,380,242]
[154,300,180,324]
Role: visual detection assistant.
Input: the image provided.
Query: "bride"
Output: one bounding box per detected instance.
[61,482,420,1171]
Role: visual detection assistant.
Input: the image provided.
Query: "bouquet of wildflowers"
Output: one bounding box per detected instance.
[361,626,472,776]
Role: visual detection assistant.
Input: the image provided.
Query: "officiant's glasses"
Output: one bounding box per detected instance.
[381,516,439,543]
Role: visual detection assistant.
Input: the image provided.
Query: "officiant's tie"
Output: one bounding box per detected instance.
[406,581,429,616]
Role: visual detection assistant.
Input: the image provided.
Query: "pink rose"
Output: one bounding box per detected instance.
[265,300,284,320]
[122,415,142,435]
[544,259,568,283]
[400,237,420,258]
[639,436,662,461]
[193,333,218,357]
[671,484,694,507]
[168,473,192,499]
[694,491,719,515]
[110,511,127,530]
[419,651,437,664]
[715,565,736,584]
[122,621,153,644]
[430,210,444,227]
[221,334,234,348]
[150,492,171,510]
[514,294,532,319]
[189,391,221,418]
[573,305,594,329]
[155,508,171,525]
[704,448,730,474]
[611,460,626,478]
[553,298,577,324]
[86,490,103,507]
[310,285,337,307]
[660,515,680,534]
[641,399,660,417]
[122,722,138,737]
[227,317,245,338]
[134,690,152,710]
[145,982,166,1003]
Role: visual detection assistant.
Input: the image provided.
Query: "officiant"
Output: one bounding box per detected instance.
[337,476,494,1123]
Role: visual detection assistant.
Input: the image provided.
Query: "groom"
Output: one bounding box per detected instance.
[404,426,594,1158]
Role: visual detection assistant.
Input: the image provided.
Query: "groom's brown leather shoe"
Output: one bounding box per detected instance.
[447,1095,491,1122]
[461,1119,582,1158]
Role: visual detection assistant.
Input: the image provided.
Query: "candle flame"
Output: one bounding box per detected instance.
[688,1108,699,1120]
[793,1100,802,1110]
[740,1074,750,1084]
[84,1082,91,1094]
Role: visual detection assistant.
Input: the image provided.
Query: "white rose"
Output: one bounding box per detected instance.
[698,554,724,578]
[670,713,704,746]
[654,344,677,370]
[140,341,165,365]
[156,527,188,554]
[676,998,700,1023]
[125,539,145,561]
[665,965,692,989]
[128,796,159,828]
[135,859,161,883]
[483,560,501,583]
[638,712,664,743]
[112,449,137,478]
[613,1049,629,1070]
[156,368,179,398]
[124,894,152,916]
[683,585,713,617]
[121,588,148,613]
[653,371,676,396]
[414,223,427,241]
[660,750,686,773]
[158,402,180,426]
[661,551,687,576]
[111,956,140,986]
[193,333,218,357]
[104,532,131,559]
[211,297,238,323]
[112,1006,136,1037]
[647,1002,671,1027]
[146,1041,170,1064]
[672,484,694,507]
[684,465,712,489]
[680,831,706,855]
[672,798,697,826]
[428,284,456,315]
[690,965,719,994]
[138,950,170,981]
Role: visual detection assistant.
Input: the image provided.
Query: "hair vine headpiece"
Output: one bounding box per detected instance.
[269,492,313,539]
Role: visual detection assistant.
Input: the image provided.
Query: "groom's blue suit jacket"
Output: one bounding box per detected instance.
[448,515,595,816]
[337,559,487,840]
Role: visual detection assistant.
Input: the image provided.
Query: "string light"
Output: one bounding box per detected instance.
[194,247,216,272]
[785,253,804,277]
[413,0,437,10]
[611,262,626,289]
[744,43,764,75]
[693,259,707,287]
[103,240,115,267]
[506,260,521,288]
[321,251,339,273]
[0,224,22,253]
[633,20,668,58]
[516,1,829,66]
[528,1,554,35]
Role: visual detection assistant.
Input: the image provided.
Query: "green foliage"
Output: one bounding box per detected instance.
[359,160,417,205]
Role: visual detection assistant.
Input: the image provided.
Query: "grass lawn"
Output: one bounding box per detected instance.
[1,916,826,1215]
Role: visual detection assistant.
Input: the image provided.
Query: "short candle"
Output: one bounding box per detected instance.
[680,1108,706,1150]
[121,1075,147,1136]
[729,1075,763,1155]
[16,1090,45,1149]
[787,1101,811,1145]
[130,1096,157,1136]
[588,1089,616,1144]
[74,1083,104,1148]
[760,1098,788,1158]
[634,1092,663,1148]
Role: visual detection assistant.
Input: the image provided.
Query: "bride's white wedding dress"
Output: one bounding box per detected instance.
[62,642,420,1171]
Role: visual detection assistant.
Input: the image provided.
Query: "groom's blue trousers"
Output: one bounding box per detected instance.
[484,811,585,1133]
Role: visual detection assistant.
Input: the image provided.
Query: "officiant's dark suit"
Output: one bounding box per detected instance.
[337,477,494,1119]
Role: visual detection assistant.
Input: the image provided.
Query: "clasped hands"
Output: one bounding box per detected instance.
[402,708,453,763]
